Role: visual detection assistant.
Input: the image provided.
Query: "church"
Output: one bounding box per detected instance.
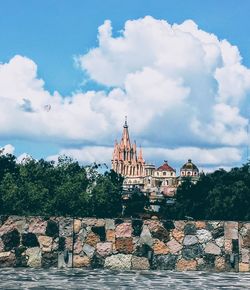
[111,118,199,198]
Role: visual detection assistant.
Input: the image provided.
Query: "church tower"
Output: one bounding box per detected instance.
[111,117,145,177]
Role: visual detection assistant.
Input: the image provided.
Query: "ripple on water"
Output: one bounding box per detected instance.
[0,269,250,289]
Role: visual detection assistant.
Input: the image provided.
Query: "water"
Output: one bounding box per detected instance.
[0,268,250,289]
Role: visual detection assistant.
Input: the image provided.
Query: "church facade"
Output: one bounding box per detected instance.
[111,119,199,198]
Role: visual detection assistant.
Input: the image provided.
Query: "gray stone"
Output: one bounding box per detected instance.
[83,244,95,257]
[184,224,196,235]
[105,219,115,230]
[182,244,203,260]
[104,254,132,270]
[78,228,88,240]
[139,226,153,247]
[26,247,42,268]
[59,218,73,237]
[240,226,248,237]
[183,235,198,246]
[197,229,212,244]
[212,227,224,239]
[241,248,249,263]
[58,252,72,268]
[215,237,224,248]
[0,251,16,267]
[152,254,178,270]
[204,242,221,255]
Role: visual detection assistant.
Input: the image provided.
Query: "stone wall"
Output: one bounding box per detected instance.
[0,216,249,271]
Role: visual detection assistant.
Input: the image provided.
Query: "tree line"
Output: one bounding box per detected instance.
[0,154,123,217]
[0,153,249,220]
[161,163,250,221]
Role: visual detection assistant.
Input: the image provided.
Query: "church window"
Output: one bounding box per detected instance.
[163,172,166,176]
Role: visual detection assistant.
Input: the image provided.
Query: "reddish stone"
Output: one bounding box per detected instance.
[115,238,133,254]
[177,259,197,271]
[153,239,169,255]
[85,232,100,247]
[242,229,250,248]
[167,239,183,254]
[73,255,90,268]
[96,242,113,257]
[28,218,47,235]
[172,229,184,243]
[106,230,115,243]
[115,223,132,238]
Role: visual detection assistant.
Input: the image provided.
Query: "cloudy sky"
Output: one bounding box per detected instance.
[0,0,250,172]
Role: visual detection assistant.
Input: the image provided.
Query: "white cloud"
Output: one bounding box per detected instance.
[47,146,113,165]
[1,16,250,169]
[143,146,242,167]
[0,144,15,155]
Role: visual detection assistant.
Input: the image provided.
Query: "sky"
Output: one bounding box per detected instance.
[0,0,250,172]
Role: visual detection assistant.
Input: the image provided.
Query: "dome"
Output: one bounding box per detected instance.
[181,159,198,171]
[157,161,176,172]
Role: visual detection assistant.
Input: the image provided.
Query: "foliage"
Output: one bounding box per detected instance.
[0,154,123,217]
[161,163,250,221]
[123,187,150,217]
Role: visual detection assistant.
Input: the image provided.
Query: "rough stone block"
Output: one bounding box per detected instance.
[174,221,186,231]
[153,239,169,255]
[152,254,178,270]
[0,251,16,267]
[104,254,132,270]
[197,229,212,244]
[73,219,82,234]
[224,222,238,240]
[195,221,206,229]
[184,223,196,235]
[215,256,225,271]
[239,262,249,272]
[91,253,105,268]
[73,255,90,268]
[131,256,150,270]
[115,238,133,254]
[167,239,183,254]
[85,232,100,247]
[105,219,115,230]
[177,259,197,271]
[38,236,53,252]
[204,242,221,255]
[83,243,95,257]
[115,223,132,238]
[42,252,58,268]
[183,235,198,246]
[171,229,184,243]
[106,229,115,243]
[139,225,153,247]
[59,218,73,237]
[26,247,42,268]
[28,218,47,235]
[96,242,112,257]
[182,244,203,260]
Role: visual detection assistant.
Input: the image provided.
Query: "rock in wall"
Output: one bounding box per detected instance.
[0,216,249,271]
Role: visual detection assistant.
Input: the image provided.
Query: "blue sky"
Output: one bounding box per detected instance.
[0,0,250,171]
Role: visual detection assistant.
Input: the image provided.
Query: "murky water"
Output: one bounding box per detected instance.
[0,268,250,289]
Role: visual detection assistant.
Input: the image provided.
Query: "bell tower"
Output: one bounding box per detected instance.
[111,117,145,177]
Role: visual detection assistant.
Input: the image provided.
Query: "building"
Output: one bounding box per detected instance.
[111,119,199,200]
